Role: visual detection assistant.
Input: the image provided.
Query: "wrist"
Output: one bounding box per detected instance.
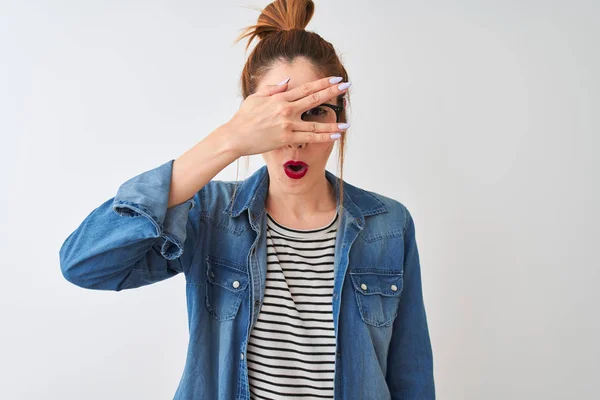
[211,123,243,160]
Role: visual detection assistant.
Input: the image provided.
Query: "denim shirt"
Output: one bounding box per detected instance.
[59,160,435,399]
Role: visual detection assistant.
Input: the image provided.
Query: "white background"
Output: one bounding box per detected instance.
[1,0,598,399]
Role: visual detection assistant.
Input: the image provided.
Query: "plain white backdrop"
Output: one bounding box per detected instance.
[1,0,598,398]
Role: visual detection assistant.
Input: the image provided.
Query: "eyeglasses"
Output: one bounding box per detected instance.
[301,103,344,123]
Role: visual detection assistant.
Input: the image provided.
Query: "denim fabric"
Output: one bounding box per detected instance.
[59,160,435,399]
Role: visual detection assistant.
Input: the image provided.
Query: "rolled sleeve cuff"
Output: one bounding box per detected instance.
[161,198,195,259]
[112,159,196,260]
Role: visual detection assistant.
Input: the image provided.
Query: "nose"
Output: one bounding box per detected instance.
[287,142,306,149]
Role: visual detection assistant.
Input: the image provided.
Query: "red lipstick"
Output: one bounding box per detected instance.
[283,160,308,179]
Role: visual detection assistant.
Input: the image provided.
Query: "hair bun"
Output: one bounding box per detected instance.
[236,0,315,50]
[257,0,314,37]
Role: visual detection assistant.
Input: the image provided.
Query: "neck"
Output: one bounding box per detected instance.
[265,175,337,220]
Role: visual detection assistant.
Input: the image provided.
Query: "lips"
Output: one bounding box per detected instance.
[284,160,308,170]
[283,160,308,179]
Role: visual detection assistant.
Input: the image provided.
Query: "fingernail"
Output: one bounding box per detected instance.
[330,133,341,139]
[338,82,352,90]
[277,77,291,86]
[338,123,351,130]
[329,76,343,84]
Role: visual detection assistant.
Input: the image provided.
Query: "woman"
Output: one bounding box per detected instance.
[59,0,435,399]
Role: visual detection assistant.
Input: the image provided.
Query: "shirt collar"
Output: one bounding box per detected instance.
[223,165,389,228]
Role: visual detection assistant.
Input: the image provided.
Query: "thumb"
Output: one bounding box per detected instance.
[259,77,291,96]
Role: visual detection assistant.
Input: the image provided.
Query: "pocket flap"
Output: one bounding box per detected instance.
[349,270,403,297]
[206,256,249,293]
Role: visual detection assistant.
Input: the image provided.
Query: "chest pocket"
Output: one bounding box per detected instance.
[349,270,404,327]
[204,255,249,321]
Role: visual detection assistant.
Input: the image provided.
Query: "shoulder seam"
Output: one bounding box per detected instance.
[402,204,410,236]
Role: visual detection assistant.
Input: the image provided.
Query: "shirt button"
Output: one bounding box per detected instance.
[360,283,368,291]
[232,280,240,289]
[254,300,261,307]
[391,284,398,291]
[240,352,244,360]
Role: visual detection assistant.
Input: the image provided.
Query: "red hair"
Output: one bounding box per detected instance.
[234,0,350,210]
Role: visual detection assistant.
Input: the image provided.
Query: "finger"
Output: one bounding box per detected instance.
[292,81,351,114]
[282,76,345,102]
[255,77,291,96]
[291,121,350,133]
[290,131,343,144]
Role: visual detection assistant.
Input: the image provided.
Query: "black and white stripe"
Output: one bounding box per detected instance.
[247,210,340,400]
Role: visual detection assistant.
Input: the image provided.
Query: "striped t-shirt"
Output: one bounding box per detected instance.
[247,209,340,400]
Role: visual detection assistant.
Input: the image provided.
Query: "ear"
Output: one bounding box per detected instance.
[343,97,348,108]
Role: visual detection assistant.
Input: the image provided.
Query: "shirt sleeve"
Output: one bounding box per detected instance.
[386,206,436,399]
[59,159,202,291]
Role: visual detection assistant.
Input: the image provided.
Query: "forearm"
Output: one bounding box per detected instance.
[168,125,240,208]
[60,160,201,290]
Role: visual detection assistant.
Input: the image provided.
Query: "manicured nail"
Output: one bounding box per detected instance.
[277,77,291,85]
[338,82,352,90]
[330,133,341,139]
[329,76,343,84]
[338,123,351,130]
